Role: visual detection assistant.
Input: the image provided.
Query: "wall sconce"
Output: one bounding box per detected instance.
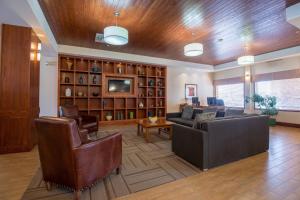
[30,42,42,61]
[31,42,36,50]
[37,43,41,51]
[30,52,35,61]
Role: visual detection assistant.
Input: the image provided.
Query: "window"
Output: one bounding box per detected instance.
[255,78,300,111]
[216,83,244,108]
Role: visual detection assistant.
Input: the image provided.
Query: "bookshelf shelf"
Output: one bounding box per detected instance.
[58,54,167,121]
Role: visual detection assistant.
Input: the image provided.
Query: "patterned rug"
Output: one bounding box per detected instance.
[21,125,200,200]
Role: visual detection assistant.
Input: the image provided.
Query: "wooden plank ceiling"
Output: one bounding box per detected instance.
[39,0,300,65]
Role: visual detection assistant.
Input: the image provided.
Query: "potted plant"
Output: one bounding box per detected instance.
[245,94,279,126]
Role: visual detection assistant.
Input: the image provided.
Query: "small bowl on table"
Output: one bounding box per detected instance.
[148,116,158,124]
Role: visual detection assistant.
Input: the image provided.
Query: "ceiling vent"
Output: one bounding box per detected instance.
[286,3,300,29]
[95,33,105,43]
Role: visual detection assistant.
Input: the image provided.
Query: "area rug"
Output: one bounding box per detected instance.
[21,125,200,200]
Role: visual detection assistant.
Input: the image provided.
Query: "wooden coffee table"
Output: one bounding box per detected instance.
[137,118,174,143]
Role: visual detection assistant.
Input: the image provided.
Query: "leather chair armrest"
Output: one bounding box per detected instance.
[166,112,182,119]
[81,115,98,124]
[66,116,82,127]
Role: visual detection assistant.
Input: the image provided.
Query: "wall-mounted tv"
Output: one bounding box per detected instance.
[108,79,131,93]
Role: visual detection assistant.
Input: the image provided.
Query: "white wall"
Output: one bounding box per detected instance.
[213,56,300,124]
[39,55,58,116]
[167,67,213,112]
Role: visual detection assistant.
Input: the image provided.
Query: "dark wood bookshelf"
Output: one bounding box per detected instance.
[58,54,167,122]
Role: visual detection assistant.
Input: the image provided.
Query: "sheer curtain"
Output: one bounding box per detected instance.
[216,83,245,108]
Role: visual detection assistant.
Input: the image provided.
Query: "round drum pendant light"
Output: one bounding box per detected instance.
[104,12,128,46]
[104,26,128,45]
[184,43,203,56]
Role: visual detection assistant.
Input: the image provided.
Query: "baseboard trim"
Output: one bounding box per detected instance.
[276,122,300,128]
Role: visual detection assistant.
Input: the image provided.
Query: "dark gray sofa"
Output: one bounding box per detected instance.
[170,115,269,170]
[167,109,225,127]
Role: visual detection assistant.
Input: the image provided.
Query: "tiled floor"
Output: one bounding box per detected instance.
[1,125,300,200]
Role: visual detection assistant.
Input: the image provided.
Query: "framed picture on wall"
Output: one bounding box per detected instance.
[185,84,197,99]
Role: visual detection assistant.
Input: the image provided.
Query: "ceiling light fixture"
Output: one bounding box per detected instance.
[184,43,203,57]
[104,12,128,45]
[237,55,254,65]
[237,44,254,65]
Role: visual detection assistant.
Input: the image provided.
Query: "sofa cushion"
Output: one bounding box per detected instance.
[193,112,216,129]
[168,118,194,127]
[225,108,244,117]
[181,105,194,119]
[192,109,203,119]
[196,112,216,121]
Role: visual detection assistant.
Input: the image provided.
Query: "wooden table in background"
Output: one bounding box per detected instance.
[137,119,174,143]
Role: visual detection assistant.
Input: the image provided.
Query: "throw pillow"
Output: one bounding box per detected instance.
[193,112,216,129]
[181,105,194,119]
[225,108,244,117]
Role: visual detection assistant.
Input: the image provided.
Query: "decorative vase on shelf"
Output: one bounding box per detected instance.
[117,67,122,74]
[159,99,163,107]
[79,75,84,84]
[65,88,71,97]
[92,92,99,97]
[139,102,144,108]
[148,90,153,97]
[148,80,154,86]
[66,59,73,70]
[77,91,83,96]
[65,77,70,83]
[92,75,97,84]
[91,63,101,73]
[106,112,112,121]
[129,112,134,119]
[157,70,162,76]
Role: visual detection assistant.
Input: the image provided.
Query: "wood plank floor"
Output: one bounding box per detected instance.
[0,147,39,200]
[0,125,300,200]
[118,126,300,200]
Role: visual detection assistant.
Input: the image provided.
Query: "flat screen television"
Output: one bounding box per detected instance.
[108,79,131,92]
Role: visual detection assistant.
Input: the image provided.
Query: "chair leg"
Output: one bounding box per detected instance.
[116,166,121,174]
[74,190,81,200]
[45,182,52,191]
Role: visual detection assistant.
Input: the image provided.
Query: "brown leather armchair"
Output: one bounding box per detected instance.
[35,117,122,199]
[59,105,98,133]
